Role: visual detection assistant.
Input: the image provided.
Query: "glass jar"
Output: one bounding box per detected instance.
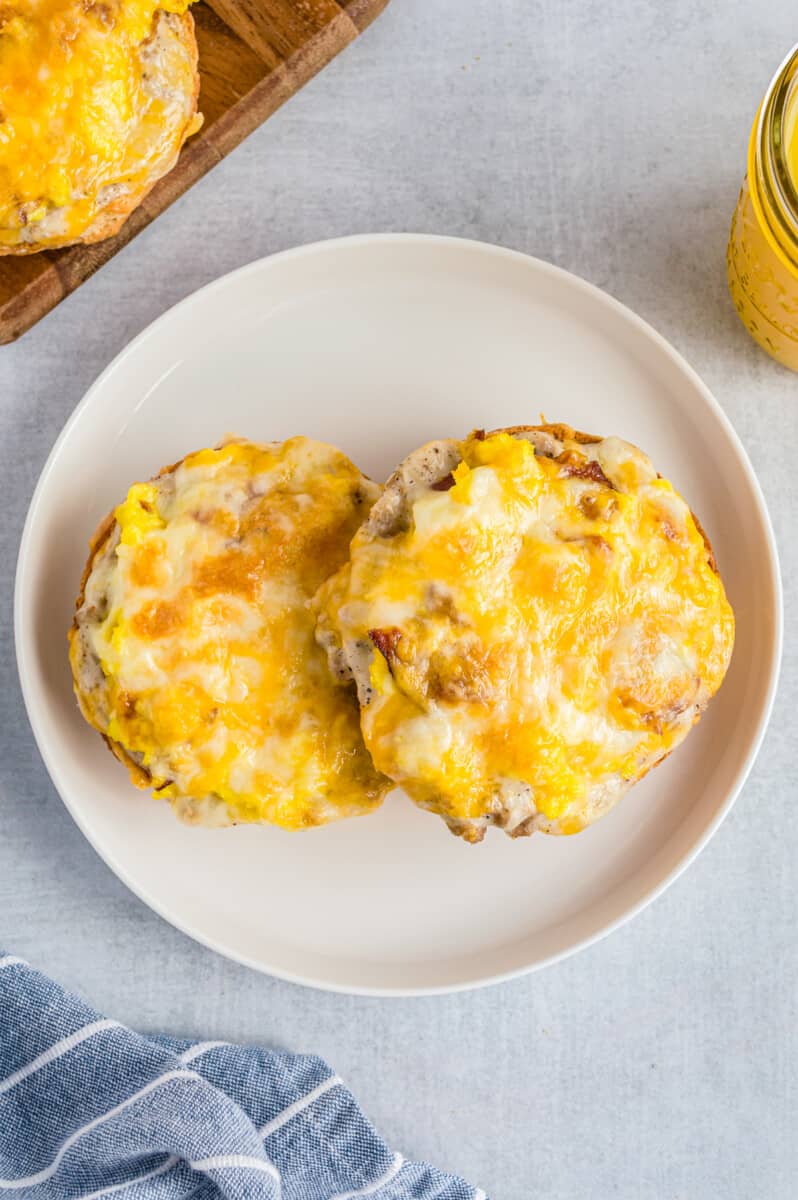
[727,46,798,370]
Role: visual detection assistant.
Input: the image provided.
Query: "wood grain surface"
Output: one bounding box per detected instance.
[0,0,390,344]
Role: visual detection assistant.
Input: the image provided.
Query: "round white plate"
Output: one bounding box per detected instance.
[15,235,781,995]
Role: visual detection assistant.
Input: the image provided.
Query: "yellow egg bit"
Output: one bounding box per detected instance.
[0,0,195,241]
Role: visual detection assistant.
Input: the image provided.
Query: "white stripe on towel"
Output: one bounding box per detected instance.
[0,957,26,972]
[259,1074,342,1137]
[0,1069,200,1190]
[189,1154,280,1183]
[0,1020,121,1097]
[329,1152,404,1199]
[180,1041,228,1064]
[77,1156,180,1200]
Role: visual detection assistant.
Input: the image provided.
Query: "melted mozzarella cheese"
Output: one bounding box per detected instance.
[0,0,199,246]
[318,430,735,836]
[71,438,388,829]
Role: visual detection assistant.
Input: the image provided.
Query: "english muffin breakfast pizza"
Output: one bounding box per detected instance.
[70,424,734,841]
[0,1,201,253]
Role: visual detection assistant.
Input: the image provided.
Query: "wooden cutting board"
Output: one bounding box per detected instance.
[0,0,390,344]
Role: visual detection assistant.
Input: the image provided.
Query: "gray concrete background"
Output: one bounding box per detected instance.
[1,2,796,1196]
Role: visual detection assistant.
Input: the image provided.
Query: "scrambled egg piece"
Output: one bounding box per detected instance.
[315,426,735,841]
[70,438,390,829]
[0,0,200,251]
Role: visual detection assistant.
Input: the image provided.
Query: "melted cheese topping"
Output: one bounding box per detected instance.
[318,430,734,836]
[0,0,198,245]
[70,438,388,829]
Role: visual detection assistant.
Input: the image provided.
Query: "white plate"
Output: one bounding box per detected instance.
[15,235,782,996]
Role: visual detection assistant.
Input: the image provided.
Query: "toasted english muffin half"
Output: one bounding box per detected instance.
[314,424,735,842]
[69,438,391,829]
[0,3,201,254]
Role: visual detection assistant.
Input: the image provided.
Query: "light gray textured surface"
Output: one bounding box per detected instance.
[0,1,796,1196]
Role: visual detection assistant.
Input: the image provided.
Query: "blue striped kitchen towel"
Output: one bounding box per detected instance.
[0,954,485,1199]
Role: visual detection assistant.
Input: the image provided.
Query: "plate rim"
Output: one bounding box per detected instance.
[14,232,784,997]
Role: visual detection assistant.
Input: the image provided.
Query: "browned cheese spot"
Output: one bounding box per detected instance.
[556,450,614,489]
[132,599,184,639]
[369,627,404,663]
